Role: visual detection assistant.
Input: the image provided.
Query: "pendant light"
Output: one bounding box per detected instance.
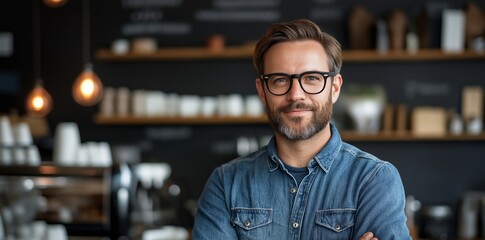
[26,0,53,117]
[43,0,68,8]
[72,0,103,106]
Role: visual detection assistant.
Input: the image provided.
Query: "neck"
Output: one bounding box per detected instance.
[275,124,332,168]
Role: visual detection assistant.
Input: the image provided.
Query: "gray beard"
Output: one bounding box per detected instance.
[266,96,333,141]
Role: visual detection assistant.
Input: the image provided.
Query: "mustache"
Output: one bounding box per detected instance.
[278,102,317,112]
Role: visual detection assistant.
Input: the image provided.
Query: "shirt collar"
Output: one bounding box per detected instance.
[266,124,342,173]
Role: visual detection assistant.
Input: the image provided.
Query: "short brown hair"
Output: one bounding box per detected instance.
[253,19,342,76]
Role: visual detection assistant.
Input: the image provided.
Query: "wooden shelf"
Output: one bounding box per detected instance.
[94,115,485,141]
[341,131,485,142]
[96,45,254,61]
[96,47,485,62]
[343,49,485,62]
[94,114,268,125]
[0,162,109,177]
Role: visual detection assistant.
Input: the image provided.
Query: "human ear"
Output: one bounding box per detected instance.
[331,74,343,104]
[255,78,267,107]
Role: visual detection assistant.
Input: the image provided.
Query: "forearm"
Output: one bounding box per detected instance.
[192,169,238,240]
[353,163,411,240]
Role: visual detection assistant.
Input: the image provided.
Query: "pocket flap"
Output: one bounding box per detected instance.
[315,208,355,233]
[231,208,272,230]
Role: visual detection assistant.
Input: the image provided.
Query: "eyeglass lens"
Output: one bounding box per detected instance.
[266,72,328,95]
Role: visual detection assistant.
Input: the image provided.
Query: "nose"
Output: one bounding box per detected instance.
[285,78,305,101]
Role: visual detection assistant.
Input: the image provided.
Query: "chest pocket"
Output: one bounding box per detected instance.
[231,208,272,240]
[313,208,355,240]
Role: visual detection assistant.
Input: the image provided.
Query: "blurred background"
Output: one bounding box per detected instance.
[1,0,485,239]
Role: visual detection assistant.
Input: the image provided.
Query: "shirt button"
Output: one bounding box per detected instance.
[292,222,299,228]
[290,187,297,194]
[335,224,341,231]
[244,221,251,228]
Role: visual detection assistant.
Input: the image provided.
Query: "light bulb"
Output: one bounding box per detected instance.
[26,81,53,117]
[72,64,103,106]
[43,0,68,7]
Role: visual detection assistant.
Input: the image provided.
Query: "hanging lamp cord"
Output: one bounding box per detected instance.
[83,0,91,65]
[33,0,42,85]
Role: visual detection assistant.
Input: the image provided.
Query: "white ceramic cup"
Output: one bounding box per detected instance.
[132,90,147,116]
[226,94,245,116]
[13,122,33,146]
[13,146,27,165]
[0,116,14,147]
[46,224,68,240]
[86,141,100,166]
[100,87,116,116]
[166,93,180,116]
[117,87,131,116]
[245,95,264,116]
[217,95,228,116]
[201,96,217,117]
[98,142,113,167]
[145,91,166,116]
[76,144,89,166]
[179,95,201,117]
[52,122,81,166]
[0,146,13,165]
[26,145,41,166]
[111,39,130,55]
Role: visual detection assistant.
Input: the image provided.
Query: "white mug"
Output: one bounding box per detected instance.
[13,122,33,146]
[111,39,130,55]
[52,122,81,166]
[0,116,14,147]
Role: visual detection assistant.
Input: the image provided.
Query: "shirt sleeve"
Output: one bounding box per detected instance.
[192,168,238,240]
[352,162,412,240]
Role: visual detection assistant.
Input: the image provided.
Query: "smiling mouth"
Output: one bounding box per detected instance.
[280,102,315,114]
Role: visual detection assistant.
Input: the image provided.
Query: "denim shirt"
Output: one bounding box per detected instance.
[193,125,411,240]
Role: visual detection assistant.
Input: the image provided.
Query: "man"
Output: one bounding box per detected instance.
[193,19,411,240]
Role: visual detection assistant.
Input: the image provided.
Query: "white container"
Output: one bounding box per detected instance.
[145,91,165,116]
[201,96,217,117]
[13,146,26,165]
[179,95,201,117]
[166,93,180,116]
[52,122,81,166]
[226,94,245,117]
[132,90,147,116]
[111,39,130,55]
[245,95,264,116]
[86,141,101,166]
[13,122,33,146]
[98,142,113,167]
[76,144,89,166]
[26,145,41,166]
[0,146,13,165]
[100,87,116,116]
[117,87,131,116]
[0,116,14,147]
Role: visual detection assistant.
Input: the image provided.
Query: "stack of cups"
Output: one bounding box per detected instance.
[0,116,14,165]
[52,122,112,167]
[14,122,41,166]
[0,116,41,166]
[52,122,81,166]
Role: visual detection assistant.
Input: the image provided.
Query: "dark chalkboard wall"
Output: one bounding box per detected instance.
[91,0,478,48]
[1,0,485,236]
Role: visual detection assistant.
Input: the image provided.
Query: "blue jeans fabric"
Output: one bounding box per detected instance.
[193,125,411,240]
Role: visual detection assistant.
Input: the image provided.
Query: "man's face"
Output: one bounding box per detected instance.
[256,40,342,141]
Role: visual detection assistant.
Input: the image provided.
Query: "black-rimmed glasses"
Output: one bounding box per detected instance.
[260,71,336,96]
